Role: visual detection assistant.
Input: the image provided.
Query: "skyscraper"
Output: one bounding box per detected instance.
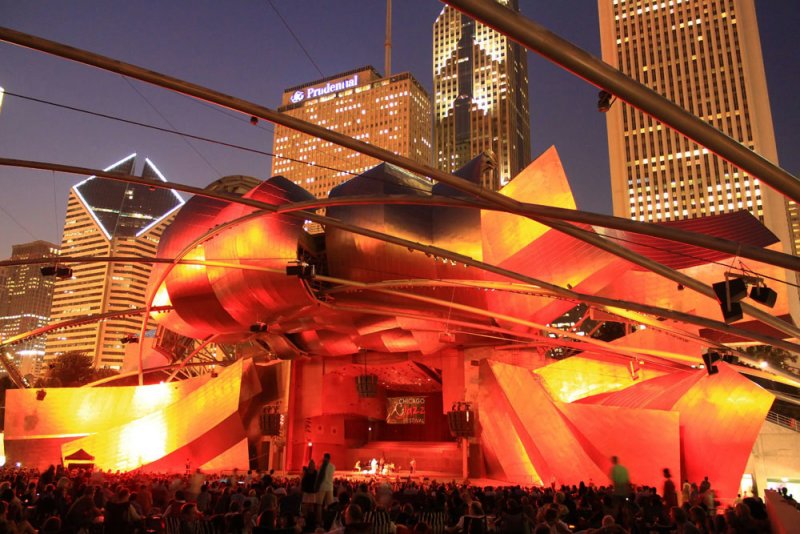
[0,240,59,378]
[271,66,432,200]
[433,0,531,190]
[44,154,184,369]
[598,0,792,245]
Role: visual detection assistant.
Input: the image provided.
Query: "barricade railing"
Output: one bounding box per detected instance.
[766,411,800,432]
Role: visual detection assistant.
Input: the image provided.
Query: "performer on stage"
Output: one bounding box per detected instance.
[410,458,416,475]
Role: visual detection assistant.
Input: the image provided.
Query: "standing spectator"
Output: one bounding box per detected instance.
[301,459,318,516]
[681,481,691,506]
[138,483,154,516]
[609,456,630,500]
[179,502,200,534]
[662,468,678,509]
[316,452,336,521]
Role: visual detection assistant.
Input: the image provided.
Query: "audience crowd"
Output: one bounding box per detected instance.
[0,463,779,534]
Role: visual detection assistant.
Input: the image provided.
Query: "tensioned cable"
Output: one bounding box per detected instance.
[267,0,325,78]
[4,90,362,180]
[4,90,446,199]
[0,202,37,240]
[120,76,223,177]
[51,170,60,244]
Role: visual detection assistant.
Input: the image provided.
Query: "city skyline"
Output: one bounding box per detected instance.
[434,0,530,189]
[1,1,799,258]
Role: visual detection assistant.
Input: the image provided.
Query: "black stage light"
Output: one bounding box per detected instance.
[598,90,614,112]
[702,352,720,375]
[40,265,73,278]
[286,263,315,279]
[36,389,47,401]
[250,322,268,333]
[749,286,778,308]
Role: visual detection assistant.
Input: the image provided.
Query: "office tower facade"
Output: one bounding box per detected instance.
[271,66,432,200]
[44,154,184,369]
[433,0,531,190]
[598,0,791,240]
[0,240,59,377]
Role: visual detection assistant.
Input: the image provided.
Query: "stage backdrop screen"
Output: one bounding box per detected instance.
[386,396,426,424]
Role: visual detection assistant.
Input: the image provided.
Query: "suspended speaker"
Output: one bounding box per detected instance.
[749,286,777,308]
[447,410,475,438]
[259,413,282,436]
[719,301,743,323]
[712,278,747,305]
[355,374,378,397]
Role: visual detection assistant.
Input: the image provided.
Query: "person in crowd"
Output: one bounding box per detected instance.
[178,502,200,534]
[301,459,318,516]
[662,468,678,510]
[495,498,530,533]
[609,456,630,501]
[64,485,99,533]
[316,452,336,522]
[446,500,488,533]
[327,503,371,534]
[536,505,571,534]
[670,506,700,534]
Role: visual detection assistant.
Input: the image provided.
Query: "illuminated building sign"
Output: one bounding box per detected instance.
[386,396,426,424]
[290,75,359,104]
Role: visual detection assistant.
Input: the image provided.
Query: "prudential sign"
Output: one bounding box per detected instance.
[290,74,359,104]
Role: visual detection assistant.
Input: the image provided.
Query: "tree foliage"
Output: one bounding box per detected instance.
[46,351,95,387]
[743,345,798,375]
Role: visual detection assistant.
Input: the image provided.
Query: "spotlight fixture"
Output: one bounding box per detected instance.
[120,334,139,344]
[250,322,268,333]
[250,116,259,125]
[36,389,47,401]
[286,262,315,279]
[597,90,615,112]
[439,331,456,344]
[40,265,73,279]
[702,352,720,375]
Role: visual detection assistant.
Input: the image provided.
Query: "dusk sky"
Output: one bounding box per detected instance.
[1,1,798,258]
